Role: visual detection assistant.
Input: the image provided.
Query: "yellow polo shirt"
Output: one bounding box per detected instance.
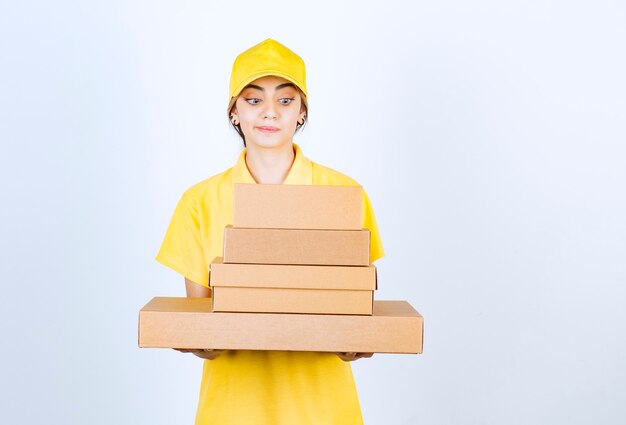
[156,143,384,425]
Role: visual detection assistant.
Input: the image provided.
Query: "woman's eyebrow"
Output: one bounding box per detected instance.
[245,83,296,91]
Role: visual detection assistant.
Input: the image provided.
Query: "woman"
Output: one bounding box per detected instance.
[156,38,385,425]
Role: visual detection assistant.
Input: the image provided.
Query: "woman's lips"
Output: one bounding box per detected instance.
[256,126,279,133]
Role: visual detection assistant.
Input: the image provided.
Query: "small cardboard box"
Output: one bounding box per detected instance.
[138,297,423,354]
[223,226,370,266]
[211,287,374,315]
[234,184,362,230]
[209,257,377,290]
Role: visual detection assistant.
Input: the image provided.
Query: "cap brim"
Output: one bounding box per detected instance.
[227,70,306,109]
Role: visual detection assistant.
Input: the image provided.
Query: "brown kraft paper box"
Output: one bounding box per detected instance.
[209,257,377,290]
[222,226,370,266]
[138,297,423,354]
[211,287,374,315]
[209,258,377,314]
[233,183,362,230]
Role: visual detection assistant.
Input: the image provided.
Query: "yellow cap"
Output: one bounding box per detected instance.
[228,38,307,107]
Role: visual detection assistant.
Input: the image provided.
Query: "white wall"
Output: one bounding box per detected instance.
[1,1,625,423]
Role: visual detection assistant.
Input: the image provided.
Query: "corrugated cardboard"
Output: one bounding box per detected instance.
[212,287,374,315]
[223,226,370,266]
[233,184,362,230]
[138,297,423,354]
[209,257,377,290]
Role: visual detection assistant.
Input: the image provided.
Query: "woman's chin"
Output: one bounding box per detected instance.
[246,137,292,150]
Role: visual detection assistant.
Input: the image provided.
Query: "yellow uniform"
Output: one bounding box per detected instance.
[156,143,385,425]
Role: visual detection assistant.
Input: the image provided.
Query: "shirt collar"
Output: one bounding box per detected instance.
[231,143,313,185]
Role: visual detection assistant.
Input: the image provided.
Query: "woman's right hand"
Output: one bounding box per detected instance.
[173,348,223,360]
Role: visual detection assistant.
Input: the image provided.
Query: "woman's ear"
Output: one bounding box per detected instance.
[230,109,239,126]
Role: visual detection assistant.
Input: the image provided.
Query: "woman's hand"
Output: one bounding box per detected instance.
[173,348,223,360]
[336,352,374,362]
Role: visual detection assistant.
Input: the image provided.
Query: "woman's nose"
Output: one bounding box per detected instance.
[262,103,278,119]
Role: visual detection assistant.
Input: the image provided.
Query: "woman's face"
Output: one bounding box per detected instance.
[231,75,305,149]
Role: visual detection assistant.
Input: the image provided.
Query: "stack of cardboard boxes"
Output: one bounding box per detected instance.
[210,184,376,315]
[139,184,424,354]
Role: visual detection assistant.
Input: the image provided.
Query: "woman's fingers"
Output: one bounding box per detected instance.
[336,352,374,361]
[172,348,224,360]
[197,349,223,360]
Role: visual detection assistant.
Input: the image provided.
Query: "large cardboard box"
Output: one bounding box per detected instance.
[209,257,377,290]
[223,226,370,266]
[138,297,423,354]
[233,183,362,230]
[212,287,373,315]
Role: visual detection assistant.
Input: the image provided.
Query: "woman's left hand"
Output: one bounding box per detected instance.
[336,352,374,362]
[174,348,224,360]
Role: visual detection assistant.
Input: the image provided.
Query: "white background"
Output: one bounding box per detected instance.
[2,1,625,424]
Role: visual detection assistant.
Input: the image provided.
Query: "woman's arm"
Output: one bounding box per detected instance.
[185,277,211,298]
[173,278,222,360]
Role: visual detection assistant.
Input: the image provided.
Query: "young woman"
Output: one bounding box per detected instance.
[156,38,385,425]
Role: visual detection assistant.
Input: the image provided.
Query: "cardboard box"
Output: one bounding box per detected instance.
[138,297,423,354]
[223,226,370,266]
[211,287,374,315]
[209,257,377,290]
[233,183,362,230]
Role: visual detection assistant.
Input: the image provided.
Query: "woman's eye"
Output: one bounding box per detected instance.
[279,97,295,105]
[245,98,261,105]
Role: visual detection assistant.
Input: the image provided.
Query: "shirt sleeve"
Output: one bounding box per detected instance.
[155,192,210,287]
[362,189,385,263]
